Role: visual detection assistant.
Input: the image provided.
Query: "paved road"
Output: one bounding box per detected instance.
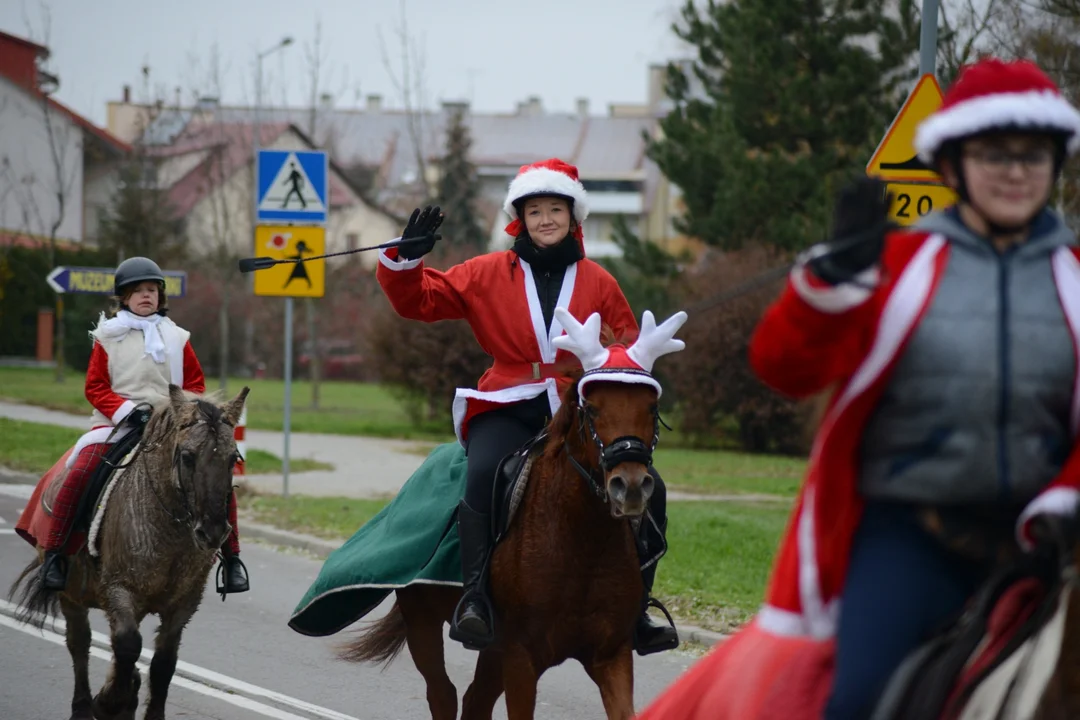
[0,487,695,719]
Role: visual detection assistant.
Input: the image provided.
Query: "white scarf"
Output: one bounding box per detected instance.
[93,310,169,363]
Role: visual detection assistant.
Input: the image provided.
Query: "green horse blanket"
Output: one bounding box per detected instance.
[288,441,467,637]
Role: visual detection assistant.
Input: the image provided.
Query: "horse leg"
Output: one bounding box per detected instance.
[582,646,636,720]
[460,647,505,720]
[398,587,458,720]
[144,603,197,720]
[59,596,94,720]
[93,590,143,720]
[501,645,540,720]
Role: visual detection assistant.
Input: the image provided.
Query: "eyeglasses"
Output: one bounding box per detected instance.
[964,148,1055,172]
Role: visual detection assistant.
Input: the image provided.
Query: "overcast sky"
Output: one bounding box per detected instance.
[1,0,690,127]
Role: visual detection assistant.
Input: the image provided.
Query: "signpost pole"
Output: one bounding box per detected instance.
[919,0,940,78]
[283,296,293,498]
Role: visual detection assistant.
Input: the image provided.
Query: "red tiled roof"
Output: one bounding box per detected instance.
[163,122,359,217]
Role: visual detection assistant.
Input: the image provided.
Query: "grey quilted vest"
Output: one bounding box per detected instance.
[859,209,1077,507]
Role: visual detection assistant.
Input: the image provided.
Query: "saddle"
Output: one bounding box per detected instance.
[870,554,1064,720]
[491,430,548,542]
[40,422,147,554]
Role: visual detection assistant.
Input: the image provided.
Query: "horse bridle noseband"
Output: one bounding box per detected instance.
[566,401,669,502]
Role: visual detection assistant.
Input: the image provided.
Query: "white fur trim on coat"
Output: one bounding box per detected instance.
[1016,486,1080,552]
[790,244,880,314]
[504,168,589,223]
[110,400,137,425]
[915,90,1080,163]
[451,381,560,447]
[378,241,423,271]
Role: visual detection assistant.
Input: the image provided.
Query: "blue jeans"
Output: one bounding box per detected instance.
[824,503,987,720]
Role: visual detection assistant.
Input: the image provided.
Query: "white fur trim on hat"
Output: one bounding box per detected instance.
[504,168,589,223]
[578,369,663,402]
[915,90,1080,163]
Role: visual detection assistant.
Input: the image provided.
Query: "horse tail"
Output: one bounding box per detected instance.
[337,600,408,667]
[6,556,59,629]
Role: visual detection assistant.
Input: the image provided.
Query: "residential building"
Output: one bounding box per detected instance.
[0,30,128,248]
[105,63,702,259]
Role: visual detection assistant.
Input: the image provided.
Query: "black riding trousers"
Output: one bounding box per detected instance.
[463,396,669,541]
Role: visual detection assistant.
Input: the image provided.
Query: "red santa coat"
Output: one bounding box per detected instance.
[377,246,638,443]
[748,231,1080,640]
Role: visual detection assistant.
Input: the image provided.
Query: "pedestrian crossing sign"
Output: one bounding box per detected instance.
[253,225,326,298]
[256,149,328,224]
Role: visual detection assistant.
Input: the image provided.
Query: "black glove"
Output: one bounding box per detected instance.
[123,403,153,429]
[808,177,895,286]
[397,205,444,261]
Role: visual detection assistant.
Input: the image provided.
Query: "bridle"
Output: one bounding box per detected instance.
[145,410,238,528]
[565,395,670,503]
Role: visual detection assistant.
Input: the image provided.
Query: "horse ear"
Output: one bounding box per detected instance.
[223,386,250,426]
[168,384,186,406]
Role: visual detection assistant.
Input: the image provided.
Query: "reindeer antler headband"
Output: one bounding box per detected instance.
[552,307,688,400]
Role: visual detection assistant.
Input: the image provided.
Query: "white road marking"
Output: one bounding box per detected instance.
[0,529,15,535]
[0,600,361,720]
[0,484,35,499]
[0,515,7,523]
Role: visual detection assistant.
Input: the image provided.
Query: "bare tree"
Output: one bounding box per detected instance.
[0,3,81,382]
[377,0,435,199]
[303,19,328,409]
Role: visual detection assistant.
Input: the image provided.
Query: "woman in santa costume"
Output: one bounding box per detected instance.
[638,58,1080,720]
[377,158,678,654]
[28,257,250,595]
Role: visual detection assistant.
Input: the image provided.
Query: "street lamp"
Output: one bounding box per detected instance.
[253,36,293,161]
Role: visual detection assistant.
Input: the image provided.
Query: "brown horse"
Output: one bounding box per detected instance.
[8,385,249,720]
[340,309,687,719]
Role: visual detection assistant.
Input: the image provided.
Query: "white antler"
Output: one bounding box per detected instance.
[627,310,688,372]
[552,308,610,370]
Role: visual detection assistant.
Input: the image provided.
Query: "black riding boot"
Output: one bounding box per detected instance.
[216,552,250,596]
[450,500,496,650]
[40,550,68,591]
[634,519,680,656]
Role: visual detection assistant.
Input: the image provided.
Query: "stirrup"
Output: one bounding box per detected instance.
[449,591,495,650]
[634,597,680,656]
[215,555,249,601]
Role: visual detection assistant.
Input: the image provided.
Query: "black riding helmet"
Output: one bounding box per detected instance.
[512,193,576,225]
[114,256,165,297]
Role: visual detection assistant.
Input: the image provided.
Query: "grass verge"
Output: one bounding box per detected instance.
[236,492,791,633]
[0,418,331,477]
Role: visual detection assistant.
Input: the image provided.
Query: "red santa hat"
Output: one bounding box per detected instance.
[915,58,1080,164]
[552,307,688,401]
[503,158,590,225]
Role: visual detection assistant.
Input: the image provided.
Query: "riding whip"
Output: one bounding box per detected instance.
[237,236,440,273]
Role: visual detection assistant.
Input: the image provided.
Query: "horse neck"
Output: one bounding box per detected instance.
[106,440,192,554]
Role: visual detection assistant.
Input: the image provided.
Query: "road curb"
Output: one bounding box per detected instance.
[0,465,36,485]
[238,516,730,650]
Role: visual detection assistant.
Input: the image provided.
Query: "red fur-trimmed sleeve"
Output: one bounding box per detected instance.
[182,341,206,393]
[747,272,879,400]
[375,247,474,322]
[84,342,135,424]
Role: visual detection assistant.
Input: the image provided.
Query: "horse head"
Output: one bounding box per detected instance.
[553,307,688,519]
[142,385,250,551]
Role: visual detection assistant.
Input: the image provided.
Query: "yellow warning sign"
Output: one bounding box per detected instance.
[867,74,946,183]
[885,182,958,227]
[253,225,326,298]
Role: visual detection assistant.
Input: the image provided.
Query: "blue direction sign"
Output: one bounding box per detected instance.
[256,149,328,224]
[46,266,187,298]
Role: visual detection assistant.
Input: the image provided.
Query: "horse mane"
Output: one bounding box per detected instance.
[141,389,228,448]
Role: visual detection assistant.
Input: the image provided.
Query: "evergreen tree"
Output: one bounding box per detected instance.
[649,0,918,252]
[597,215,683,319]
[97,153,185,264]
[435,108,487,258]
